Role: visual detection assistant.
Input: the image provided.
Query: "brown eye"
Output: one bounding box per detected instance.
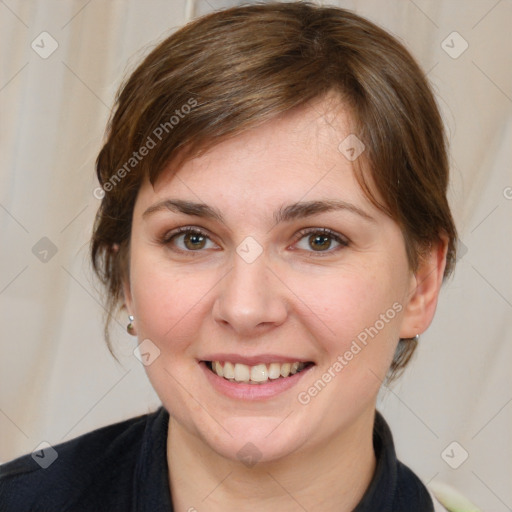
[294,228,348,254]
[182,231,207,250]
[308,233,333,251]
[163,227,217,253]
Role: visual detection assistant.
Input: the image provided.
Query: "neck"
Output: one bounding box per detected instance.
[167,407,377,512]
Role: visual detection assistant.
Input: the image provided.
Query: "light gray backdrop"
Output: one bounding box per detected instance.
[0,1,511,510]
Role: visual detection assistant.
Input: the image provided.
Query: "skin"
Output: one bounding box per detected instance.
[123,95,448,511]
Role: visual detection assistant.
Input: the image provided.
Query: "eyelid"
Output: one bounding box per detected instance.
[160,226,219,252]
[162,226,211,240]
[291,227,349,254]
[293,227,348,243]
[160,226,349,255]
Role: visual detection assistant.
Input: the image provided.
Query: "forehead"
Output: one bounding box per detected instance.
[135,96,378,217]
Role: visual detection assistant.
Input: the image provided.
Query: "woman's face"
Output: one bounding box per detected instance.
[125,97,425,463]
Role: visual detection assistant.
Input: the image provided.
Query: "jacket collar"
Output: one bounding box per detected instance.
[354,411,434,511]
[134,407,434,511]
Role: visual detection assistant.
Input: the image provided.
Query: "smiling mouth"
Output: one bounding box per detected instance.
[204,360,315,384]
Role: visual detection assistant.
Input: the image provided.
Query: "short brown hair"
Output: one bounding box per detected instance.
[91,1,457,379]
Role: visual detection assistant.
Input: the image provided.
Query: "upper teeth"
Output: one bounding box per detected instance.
[211,361,307,383]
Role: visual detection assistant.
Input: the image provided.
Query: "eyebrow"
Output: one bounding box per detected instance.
[142,199,376,224]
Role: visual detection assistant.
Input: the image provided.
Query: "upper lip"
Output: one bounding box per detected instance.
[200,354,314,366]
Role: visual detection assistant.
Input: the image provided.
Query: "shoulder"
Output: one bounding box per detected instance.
[0,408,162,512]
[428,481,482,512]
[393,463,480,512]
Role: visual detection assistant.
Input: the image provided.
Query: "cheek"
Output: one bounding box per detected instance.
[131,264,210,347]
[293,264,405,369]
[129,262,216,413]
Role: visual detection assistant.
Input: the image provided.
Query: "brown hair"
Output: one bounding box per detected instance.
[91,1,457,380]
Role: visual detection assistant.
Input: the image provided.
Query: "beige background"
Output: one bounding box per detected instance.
[1,0,511,510]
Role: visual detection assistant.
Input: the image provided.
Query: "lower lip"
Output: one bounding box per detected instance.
[200,361,314,401]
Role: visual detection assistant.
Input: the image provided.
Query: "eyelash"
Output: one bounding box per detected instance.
[160,226,349,256]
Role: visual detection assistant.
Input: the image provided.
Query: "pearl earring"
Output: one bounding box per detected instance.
[127,315,135,334]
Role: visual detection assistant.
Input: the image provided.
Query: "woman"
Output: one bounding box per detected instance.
[0,2,476,511]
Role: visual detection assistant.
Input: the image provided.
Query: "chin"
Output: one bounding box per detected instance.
[200,416,311,466]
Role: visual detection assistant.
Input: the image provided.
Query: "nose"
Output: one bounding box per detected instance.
[212,250,288,336]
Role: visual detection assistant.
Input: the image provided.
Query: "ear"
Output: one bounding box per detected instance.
[122,278,133,314]
[114,242,136,335]
[111,242,132,312]
[122,277,138,336]
[399,235,448,338]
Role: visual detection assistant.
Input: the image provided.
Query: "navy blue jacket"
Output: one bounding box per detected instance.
[0,407,434,511]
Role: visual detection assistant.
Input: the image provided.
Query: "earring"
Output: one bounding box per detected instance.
[400,334,420,342]
[127,315,135,334]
